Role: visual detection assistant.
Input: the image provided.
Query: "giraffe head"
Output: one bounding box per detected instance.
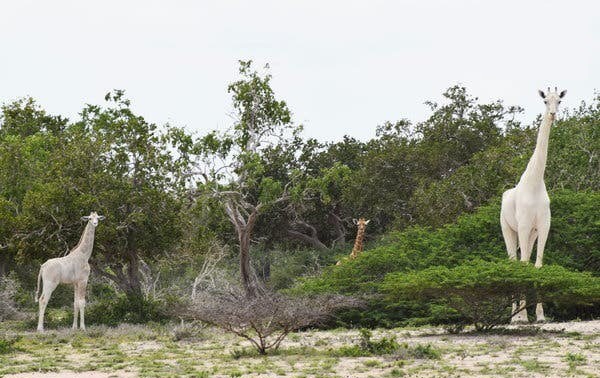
[353,218,370,231]
[538,87,567,119]
[81,211,105,227]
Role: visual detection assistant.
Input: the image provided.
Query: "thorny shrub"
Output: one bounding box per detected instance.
[186,288,361,354]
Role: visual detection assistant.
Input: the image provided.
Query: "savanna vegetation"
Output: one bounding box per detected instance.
[0,61,599,376]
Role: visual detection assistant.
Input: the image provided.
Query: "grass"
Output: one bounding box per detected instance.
[0,318,598,377]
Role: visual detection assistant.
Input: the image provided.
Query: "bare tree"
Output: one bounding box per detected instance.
[186,288,362,354]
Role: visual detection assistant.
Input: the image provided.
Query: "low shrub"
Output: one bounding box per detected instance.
[186,288,361,354]
[330,329,440,359]
[170,321,206,342]
[85,295,169,326]
[0,275,23,321]
[358,328,399,355]
[383,260,600,331]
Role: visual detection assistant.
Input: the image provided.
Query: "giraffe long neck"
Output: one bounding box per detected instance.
[520,112,554,185]
[350,227,365,258]
[69,222,96,261]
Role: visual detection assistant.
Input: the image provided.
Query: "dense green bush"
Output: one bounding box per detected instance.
[85,295,170,326]
[383,260,600,331]
[295,190,599,327]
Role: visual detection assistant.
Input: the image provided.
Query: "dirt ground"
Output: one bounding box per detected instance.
[1,320,598,378]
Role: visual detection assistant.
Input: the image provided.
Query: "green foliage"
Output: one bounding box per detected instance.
[85,295,169,326]
[0,92,189,297]
[545,191,600,271]
[383,260,600,331]
[410,94,600,227]
[1,77,598,330]
[296,190,599,327]
[358,328,400,355]
[332,329,440,359]
[0,335,21,354]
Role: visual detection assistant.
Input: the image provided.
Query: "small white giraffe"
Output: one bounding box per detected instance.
[35,212,105,331]
[500,87,566,323]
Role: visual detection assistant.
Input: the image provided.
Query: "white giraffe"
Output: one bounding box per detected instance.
[500,87,566,323]
[35,212,105,331]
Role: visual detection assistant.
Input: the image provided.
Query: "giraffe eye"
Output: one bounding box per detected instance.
[544,101,548,104]
[558,101,561,104]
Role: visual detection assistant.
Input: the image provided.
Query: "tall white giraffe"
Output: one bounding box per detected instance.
[500,87,566,322]
[35,212,105,331]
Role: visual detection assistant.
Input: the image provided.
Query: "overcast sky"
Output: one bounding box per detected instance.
[0,0,598,142]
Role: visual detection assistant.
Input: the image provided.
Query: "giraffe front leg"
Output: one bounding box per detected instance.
[534,217,550,322]
[512,225,534,323]
[534,216,550,269]
[77,281,88,331]
[73,283,80,329]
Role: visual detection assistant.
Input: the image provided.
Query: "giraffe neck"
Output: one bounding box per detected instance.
[69,222,96,261]
[351,227,365,257]
[520,112,553,185]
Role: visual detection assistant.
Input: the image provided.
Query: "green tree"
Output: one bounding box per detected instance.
[191,61,302,297]
[0,98,66,276]
[5,92,191,300]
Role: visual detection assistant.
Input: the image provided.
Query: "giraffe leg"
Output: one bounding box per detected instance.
[501,216,523,323]
[72,285,79,329]
[501,216,518,260]
[534,216,550,322]
[37,280,58,332]
[518,225,534,263]
[512,225,534,323]
[78,281,87,331]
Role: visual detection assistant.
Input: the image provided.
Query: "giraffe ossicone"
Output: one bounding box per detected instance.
[36,211,105,331]
[500,87,566,323]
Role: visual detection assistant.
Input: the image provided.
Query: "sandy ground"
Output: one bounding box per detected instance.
[2,320,599,378]
[5,373,137,378]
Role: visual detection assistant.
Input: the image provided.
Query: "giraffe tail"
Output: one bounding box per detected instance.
[35,269,42,303]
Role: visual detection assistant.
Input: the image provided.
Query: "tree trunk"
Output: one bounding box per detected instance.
[329,210,346,248]
[224,198,264,298]
[286,220,328,251]
[0,253,9,278]
[125,249,143,299]
[239,228,256,298]
[286,229,328,250]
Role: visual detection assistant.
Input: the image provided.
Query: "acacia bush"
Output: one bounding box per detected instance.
[186,289,361,354]
[382,260,600,331]
[295,190,600,327]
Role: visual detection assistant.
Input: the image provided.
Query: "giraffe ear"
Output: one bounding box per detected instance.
[98,215,106,221]
[352,218,358,225]
[538,90,546,99]
[81,216,90,221]
[559,90,567,98]
[365,219,371,225]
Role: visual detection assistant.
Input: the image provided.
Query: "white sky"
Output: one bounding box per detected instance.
[0,0,598,142]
